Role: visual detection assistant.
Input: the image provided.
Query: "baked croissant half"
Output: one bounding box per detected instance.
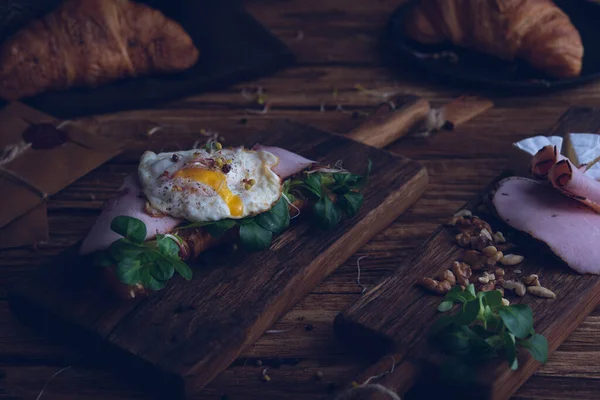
[403,0,584,79]
[0,0,199,100]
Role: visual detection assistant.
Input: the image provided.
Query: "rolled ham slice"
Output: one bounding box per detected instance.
[253,145,314,179]
[492,177,600,274]
[530,145,566,179]
[80,173,182,255]
[548,159,600,213]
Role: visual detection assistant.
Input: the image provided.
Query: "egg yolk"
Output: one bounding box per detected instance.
[172,168,244,217]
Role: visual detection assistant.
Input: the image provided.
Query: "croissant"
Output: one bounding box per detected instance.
[403,0,583,79]
[0,0,199,100]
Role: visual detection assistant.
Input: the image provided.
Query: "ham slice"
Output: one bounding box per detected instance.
[548,159,600,213]
[80,173,182,255]
[253,145,314,178]
[530,145,566,179]
[492,177,600,274]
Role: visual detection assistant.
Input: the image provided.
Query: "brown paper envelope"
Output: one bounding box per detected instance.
[0,102,123,229]
[0,203,49,249]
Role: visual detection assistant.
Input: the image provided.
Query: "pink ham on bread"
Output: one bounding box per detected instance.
[79,173,182,255]
[81,146,315,255]
[548,159,600,213]
[254,145,314,179]
[492,177,600,274]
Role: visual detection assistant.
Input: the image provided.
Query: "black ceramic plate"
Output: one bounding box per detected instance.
[383,0,600,92]
[0,0,295,118]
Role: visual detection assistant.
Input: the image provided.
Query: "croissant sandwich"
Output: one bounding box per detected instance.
[0,0,199,100]
[403,0,584,79]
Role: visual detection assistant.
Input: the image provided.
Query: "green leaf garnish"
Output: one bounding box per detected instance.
[303,173,323,198]
[338,192,364,218]
[109,238,145,260]
[173,260,193,281]
[157,234,180,257]
[504,331,518,370]
[313,196,342,229]
[498,304,533,340]
[204,219,237,238]
[438,301,454,313]
[150,258,175,281]
[115,258,143,285]
[431,286,548,374]
[239,222,273,251]
[95,217,192,291]
[111,216,146,244]
[519,333,548,363]
[454,297,481,325]
[256,197,290,234]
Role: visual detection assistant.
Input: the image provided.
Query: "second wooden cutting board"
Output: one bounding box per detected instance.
[8,99,429,398]
[334,106,600,400]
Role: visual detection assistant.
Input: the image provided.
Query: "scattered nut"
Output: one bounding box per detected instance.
[471,234,490,251]
[482,245,498,257]
[480,282,496,292]
[452,261,473,286]
[494,267,505,278]
[454,209,472,218]
[522,274,540,287]
[478,272,496,285]
[496,242,517,253]
[439,270,456,286]
[471,229,492,251]
[514,269,522,274]
[493,231,506,244]
[502,280,526,296]
[462,250,486,270]
[454,217,474,229]
[472,217,492,233]
[486,251,504,266]
[527,286,556,299]
[418,277,452,295]
[501,298,510,306]
[455,232,472,247]
[480,228,493,242]
[500,254,524,266]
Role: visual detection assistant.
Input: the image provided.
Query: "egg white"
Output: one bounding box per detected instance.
[138,147,282,222]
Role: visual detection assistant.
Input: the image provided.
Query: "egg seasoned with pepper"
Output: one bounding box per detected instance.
[138,147,282,222]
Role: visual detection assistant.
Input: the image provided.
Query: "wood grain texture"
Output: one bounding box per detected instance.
[3,0,600,399]
[7,120,427,398]
[334,107,600,400]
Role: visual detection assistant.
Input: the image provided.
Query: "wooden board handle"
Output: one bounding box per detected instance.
[347,96,431,149]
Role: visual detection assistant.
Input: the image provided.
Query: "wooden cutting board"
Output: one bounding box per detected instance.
[8,103,429,398]
[334,106,600,400]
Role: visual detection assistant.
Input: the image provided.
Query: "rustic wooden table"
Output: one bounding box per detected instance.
[2,1,600,399]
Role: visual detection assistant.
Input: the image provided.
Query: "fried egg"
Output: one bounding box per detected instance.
[138,147,282,221]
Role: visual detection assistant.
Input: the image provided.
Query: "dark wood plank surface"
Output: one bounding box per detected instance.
[3,0,600,399]
[7,119,426,398]
[335,107,600,400]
